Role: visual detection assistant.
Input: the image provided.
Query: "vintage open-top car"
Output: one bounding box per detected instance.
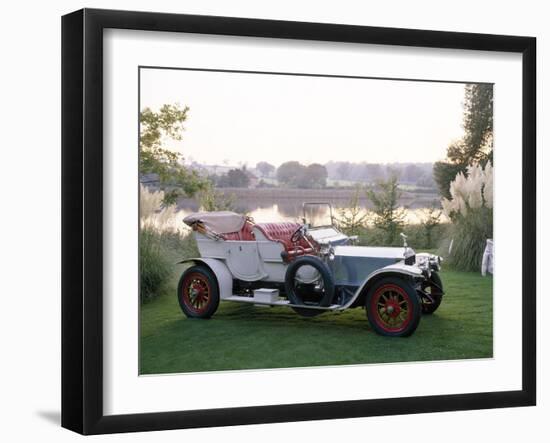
[178,203,444,337]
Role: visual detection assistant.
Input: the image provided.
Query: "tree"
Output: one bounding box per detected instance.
[303,163,328,188]
[463,84,493,161]
[256,161,275,177]
[433,84,493,198]
[402,164,423,183]
[140,104,188,178]
[420,204,442,248]
[276,161,306,187]
[364,163,384,183]
[337,162,351,180]
[139,104,209,203]
[335,186,368,236]
[385,166,401,182]
[433,160,464,199]
[224,169,250,188]
[198,187,236,211]
[276,161,328,188]
[366,175,405,244]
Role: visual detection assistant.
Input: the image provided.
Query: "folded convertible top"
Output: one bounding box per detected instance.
[183,211,246,235]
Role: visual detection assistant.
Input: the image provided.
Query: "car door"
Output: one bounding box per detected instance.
[225,241,267,281]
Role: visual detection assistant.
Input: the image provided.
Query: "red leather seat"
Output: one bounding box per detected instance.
[221,221,256,241]
[221,221,317,256]
[254,222,309,251]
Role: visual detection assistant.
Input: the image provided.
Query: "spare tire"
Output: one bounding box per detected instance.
[285,256,335,317]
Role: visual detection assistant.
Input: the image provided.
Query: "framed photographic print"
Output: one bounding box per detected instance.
[61,8,536,435]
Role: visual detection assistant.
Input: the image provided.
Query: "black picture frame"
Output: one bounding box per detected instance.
[61,8,536,435]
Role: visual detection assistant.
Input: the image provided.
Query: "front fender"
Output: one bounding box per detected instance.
[177,258,233,300]
[340,262,425,310]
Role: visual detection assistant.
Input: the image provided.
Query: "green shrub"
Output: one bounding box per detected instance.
[161,229,200,261]
[355,223,449,250]
[139,227,201,303]
[334,186,368,236]
[405,222,449,251]
[140,227,172,303]
[366,175,405,244]
[445,207,492,271]
[198,187,236,211]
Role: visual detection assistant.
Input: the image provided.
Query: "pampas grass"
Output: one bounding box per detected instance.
[441,163,493,217]
[140,184,181,233]
[139,185,194,302]
[442,163,493,271]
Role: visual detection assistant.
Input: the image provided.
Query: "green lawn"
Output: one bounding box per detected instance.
[140,267,492,374]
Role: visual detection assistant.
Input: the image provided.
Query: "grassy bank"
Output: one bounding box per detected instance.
[140,266,492,374]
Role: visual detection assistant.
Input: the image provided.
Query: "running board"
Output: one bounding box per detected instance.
[223,295,343,311]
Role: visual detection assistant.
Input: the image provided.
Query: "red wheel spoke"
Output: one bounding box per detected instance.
[182,272,212,315]
[370,283,414,333]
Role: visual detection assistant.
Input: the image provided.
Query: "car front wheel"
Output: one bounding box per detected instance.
[420,271,444,314]
[366,277,421,337]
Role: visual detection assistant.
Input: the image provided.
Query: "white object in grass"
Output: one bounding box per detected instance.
[481,239,494,276]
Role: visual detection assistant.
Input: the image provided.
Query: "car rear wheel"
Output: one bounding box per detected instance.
[366,277,421,337]
[420,271,444,314]
[177,265,220,319]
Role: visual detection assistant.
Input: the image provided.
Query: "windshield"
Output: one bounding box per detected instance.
[303,203,333,228]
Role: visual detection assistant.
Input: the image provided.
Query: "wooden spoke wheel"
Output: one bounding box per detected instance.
[366,277,421,337]
[177,265,219,319]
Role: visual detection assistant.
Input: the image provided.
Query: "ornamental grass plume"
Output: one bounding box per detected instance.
[442,162,492,218]
[441,162,493,272]
[140,184,164,220]
[482,162,493,208]
[464,164,484,209]
[140,184,179,233]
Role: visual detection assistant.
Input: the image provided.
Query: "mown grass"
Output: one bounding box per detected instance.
[140,265,492,374]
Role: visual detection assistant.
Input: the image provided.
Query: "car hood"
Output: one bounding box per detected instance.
[334,245,410,260]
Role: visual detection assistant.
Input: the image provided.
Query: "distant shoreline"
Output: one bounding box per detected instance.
[176,186,441,211]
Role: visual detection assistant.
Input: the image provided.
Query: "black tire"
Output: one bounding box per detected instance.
[365,277,421,337]
[177,265,220,319]
[285,255,335,317]
[420,271,444,315]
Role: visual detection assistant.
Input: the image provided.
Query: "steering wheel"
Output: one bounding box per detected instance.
[290,225,305,243]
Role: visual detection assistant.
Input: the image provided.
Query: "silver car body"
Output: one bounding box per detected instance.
[181,209,440,311]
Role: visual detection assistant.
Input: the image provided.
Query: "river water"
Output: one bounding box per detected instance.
[173,200,445,228]
[147,187,446,232]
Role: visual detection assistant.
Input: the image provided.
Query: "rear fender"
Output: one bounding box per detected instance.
[177,258,233,300]
[342,262,424,309]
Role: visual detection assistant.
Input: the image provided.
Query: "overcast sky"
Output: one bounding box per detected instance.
[140,67,466,166]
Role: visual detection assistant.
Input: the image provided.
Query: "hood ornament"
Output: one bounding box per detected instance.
[400,232,408,248]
